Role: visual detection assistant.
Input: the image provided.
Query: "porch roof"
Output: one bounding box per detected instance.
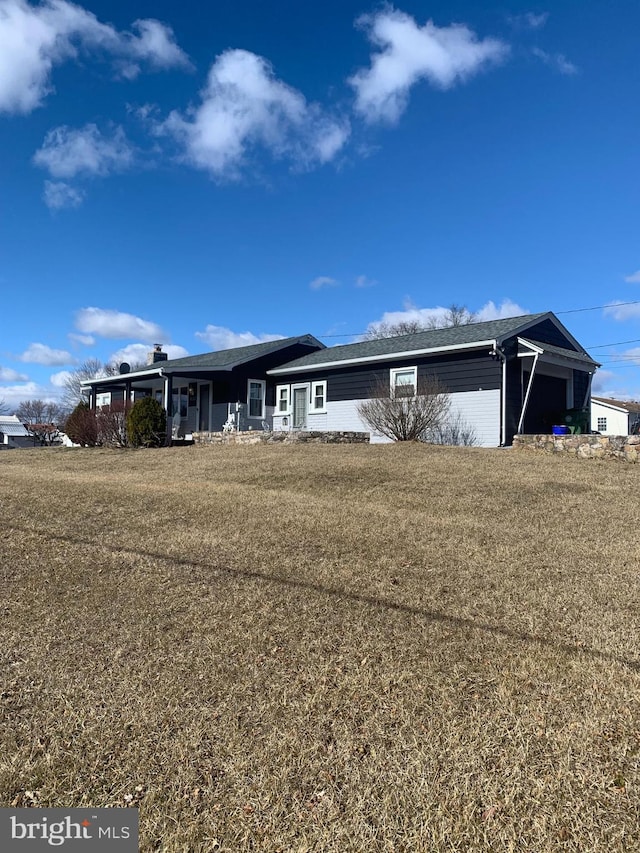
[518,338,600,369]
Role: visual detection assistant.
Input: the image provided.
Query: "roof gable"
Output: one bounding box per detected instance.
[82,334,325,387]
[269,313,578,373]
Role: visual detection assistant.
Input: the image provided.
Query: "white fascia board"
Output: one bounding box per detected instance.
[81,367,163,388]
[80,364,234,389]
[517,338,544,355]
[268,340,496,375]
[517,338,597,370]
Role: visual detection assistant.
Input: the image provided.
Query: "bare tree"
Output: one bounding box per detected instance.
[61,359,116,411]
[425,304,477,329]
[363,304,476,340]
[0,398,8,415]
[15,400,63,445]
[357,375,451,441]
[16,399,63,425]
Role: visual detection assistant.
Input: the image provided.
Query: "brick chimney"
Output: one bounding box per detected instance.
[148,344,168,365]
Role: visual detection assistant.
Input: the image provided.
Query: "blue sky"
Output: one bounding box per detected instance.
[1,0,639,409]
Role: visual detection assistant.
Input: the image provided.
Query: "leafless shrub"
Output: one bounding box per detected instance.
[424,411,478,446]
[357,375,450,441]
[96,402,129,448]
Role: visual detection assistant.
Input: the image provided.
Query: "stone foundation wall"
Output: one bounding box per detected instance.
[513,434,640,462]
[192,430,370,446]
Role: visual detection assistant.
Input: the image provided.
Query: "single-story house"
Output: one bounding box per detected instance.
[81,335,325,439]
[81,312,598,447]
[0,415,32,449]
[591,397,640,435]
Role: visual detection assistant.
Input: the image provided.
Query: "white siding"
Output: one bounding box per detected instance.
[326,389,501,447]
[325,400,385,442]
[447,389,501,447]
[590,401,629,435]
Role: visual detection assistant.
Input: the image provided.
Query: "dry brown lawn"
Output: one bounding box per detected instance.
[1,442,639,852]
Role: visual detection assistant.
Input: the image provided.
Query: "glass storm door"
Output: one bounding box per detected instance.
[199,384,210,431]
[292,386,308,429]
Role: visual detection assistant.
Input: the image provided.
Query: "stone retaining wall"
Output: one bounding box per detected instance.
[192,430,370,446]
[513,434,640,462]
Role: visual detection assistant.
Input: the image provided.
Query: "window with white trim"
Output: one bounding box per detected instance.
[390,366,417,398]
[310,380,327,412]
[276,384,290,413]
[597,417,607,432]
[247,379,266,419]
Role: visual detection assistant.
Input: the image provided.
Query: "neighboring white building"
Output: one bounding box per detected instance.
[591,397,640,435]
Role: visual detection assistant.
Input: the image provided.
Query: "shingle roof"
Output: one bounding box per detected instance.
[270,313,554,372]
[0,416,30,437]
[592,396,640,413]
[82,334,324,386]
[522,339,600,367]
[155,334,322,372]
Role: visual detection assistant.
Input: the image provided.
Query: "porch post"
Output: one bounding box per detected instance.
[164,373,173,444]
[517,353,539,434]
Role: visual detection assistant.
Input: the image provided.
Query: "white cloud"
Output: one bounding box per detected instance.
[0,366,29,381]
[350,9,509,124]
[75,307,167,343]
[364,298,528,337]
[42,180,85,209]
[50,369,72,387]
[310,276,339,290]
[68,331,95,345]
[34,124,134,178]
[624,270,640,284]
[160,49,350,178]
[19,342,73,365]
[621,347,640,367]
[591,369,617,395]
[475,298,529,321]
[109,343,189,367]
[507,12,549,30]
[531,47,577,75]
[355,274,377,288]
[195,325,284,351]
[0,381,55,410]
[603,301,640,322]
[0,0,191,115]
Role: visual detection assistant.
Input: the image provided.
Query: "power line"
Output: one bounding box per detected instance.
[321,299,640,347]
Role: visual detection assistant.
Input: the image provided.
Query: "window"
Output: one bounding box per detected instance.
[597,417,607,432]
[276,385,290,413]
[310,381,327,412]
[172,386,188,417]
[391,367,417,398]
[248,379,266,419]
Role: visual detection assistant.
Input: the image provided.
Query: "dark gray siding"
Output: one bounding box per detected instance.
[504,359,522,445]
[573,370,590,408]
[524,318,578,351]
[277,351,501,402]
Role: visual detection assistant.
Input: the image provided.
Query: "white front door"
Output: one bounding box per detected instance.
[292,386,308,429]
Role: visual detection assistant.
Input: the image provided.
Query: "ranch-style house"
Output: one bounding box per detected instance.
[82,312,599,446]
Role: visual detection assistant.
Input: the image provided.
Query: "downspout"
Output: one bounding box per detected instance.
[517,352,540,434]
[160,368,173,444]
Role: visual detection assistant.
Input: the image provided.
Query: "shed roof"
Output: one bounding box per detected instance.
[0,416,30,436]
[592,396,640,414]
